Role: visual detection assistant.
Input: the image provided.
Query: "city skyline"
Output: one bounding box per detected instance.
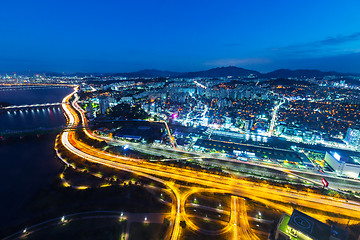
[1,0,360,73]
[2,1,360,239]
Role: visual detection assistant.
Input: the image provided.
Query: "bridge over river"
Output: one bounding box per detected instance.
[0,126,87,138]
[1,102,65,111]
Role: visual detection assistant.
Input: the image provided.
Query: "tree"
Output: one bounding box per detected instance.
[107,103,149,120]
[180,221,187,228]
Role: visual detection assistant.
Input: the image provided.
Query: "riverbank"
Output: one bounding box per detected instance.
[0,87,74,233]
[0,134,63,230]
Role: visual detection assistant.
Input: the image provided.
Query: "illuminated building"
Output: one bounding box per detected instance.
[119,96,133,104]
[99,97,109,115]
[344,127,360,150]
[224,116,232,128]
[276,209,348,240]
[150,102,156,114]
[202,117,209,126]
[324,151,360,178]
[193,138,310,165]
[85,101,94,119]
[244,119,253,132]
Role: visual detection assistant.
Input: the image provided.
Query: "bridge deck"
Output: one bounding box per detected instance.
[2,102,64,110]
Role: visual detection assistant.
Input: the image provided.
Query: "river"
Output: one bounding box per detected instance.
[0,86,73,229]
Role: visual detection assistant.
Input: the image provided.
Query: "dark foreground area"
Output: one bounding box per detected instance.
[0,166,169,239]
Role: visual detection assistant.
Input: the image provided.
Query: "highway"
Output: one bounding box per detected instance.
[237,197,261,240]
[268,98,285,137]
[59,89,360,239]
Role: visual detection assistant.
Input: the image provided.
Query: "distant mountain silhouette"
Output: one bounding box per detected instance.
[178,66,260,78]
[263,69,342,78]
[43,66,358,79]
[112,67,348,79]
[113,69,180,78]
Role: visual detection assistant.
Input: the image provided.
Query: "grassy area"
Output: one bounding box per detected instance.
[246,199,283,221]
[129,222,168,240]
[63,166,114,187]
[187,192,231,211]
[186,207,229,222]
[0,181,169,238]
[180,226,233,240]
[25,183,170,215]
[150,187,173,204]
[189,217,225,231]
[26,219,126,240]
[347,223,360,240]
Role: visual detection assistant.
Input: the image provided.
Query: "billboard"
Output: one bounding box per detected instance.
[322,178,329,187]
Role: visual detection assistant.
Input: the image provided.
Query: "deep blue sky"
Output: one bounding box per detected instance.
[1,0,360,73]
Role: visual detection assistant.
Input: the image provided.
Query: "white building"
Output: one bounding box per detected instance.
[99,97,110,115]
[202,117,209,126]
[244,119,253,132]
[324,151,360,178]
[344,127,360,150]
[86,101,95,119]
[120,97,134,104]
[150,102,156,114]
[224,117,232,129]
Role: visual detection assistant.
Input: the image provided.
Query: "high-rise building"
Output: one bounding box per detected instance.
[224,117,232,129]
[244,119,253,132]
[150,102,156,114]
[344,127,360,149]
[86,101,94,119]
[202,117,209,126]
[99,97,110,115]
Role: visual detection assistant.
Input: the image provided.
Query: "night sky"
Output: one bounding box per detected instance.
[1,0,360,73]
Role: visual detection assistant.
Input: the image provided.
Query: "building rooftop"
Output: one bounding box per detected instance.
[277,213,291,235]
[329,151,360,166]
[288,209,331,240]
[278,209,348,240]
